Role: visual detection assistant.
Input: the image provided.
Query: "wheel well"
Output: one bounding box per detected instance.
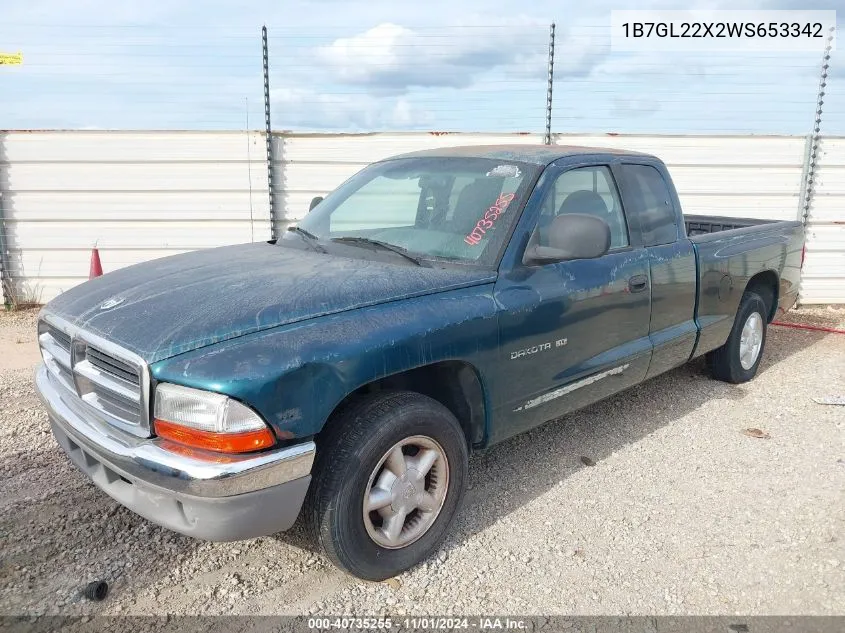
[320,362,486,449]
[744,270,779,322]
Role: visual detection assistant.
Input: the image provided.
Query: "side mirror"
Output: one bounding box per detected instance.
[523,213,611,265]
[309,196,324,212]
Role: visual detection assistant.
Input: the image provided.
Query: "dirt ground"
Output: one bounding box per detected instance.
[1,306,843,616]
[0,309,41,370]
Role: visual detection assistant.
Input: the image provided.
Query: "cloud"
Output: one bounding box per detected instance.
[553,23,611,79]
[3,0,842,134]
[317,21,557,93]
[270,86,434,130]
[609,98,661,118]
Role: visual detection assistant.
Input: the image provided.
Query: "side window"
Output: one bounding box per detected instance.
[619,164,678,246]
[538,166,629,249]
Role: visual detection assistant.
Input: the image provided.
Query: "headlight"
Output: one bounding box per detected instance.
[153,383,275,454]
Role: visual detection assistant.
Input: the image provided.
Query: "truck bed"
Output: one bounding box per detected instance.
[685,215,804,358]
[684,214,779,237]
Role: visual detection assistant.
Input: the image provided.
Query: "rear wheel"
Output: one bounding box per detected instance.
[708,291,768,383]
[306,391,468,580]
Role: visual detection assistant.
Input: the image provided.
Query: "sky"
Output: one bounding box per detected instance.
[0,0,842,135]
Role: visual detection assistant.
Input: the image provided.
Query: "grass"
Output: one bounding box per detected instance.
[3,278,43,312]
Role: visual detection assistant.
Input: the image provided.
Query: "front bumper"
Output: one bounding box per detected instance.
[36,364,315,541]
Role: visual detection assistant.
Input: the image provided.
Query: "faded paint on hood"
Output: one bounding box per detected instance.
[43,242,496,363]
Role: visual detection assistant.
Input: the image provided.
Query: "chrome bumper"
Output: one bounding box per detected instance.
[36,364,315,540]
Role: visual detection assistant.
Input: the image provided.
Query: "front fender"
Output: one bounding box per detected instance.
[151,284,498,440]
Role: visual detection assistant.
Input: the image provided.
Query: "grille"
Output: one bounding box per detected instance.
[38,322,74,392]
[86,346,140,385]
[48,325,71,351]
[38,316,150,437]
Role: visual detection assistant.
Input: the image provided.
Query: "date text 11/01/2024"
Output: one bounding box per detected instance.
[307,617,528,630]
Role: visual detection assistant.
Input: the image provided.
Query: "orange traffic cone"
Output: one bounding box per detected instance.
[89,247,103,279]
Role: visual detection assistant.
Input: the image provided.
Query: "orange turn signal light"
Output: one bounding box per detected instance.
[157,440,240,463]
[154,419,276,454]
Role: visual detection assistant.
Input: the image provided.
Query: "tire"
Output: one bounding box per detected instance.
[306,391,469,580]
[707,291,768,384]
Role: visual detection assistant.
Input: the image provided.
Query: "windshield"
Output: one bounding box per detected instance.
[283,157,540,267]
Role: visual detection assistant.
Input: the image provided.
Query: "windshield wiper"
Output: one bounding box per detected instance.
[330,236,424,266]
[287,225,326,253]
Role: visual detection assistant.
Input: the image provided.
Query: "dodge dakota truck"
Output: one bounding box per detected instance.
[36,145,804,580]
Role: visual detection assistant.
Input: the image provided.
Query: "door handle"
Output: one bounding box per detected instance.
[628,274,649,293]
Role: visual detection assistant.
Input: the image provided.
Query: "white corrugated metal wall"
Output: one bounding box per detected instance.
[0,131,841,304]
[0,132,272,302]
[805,138,845,304]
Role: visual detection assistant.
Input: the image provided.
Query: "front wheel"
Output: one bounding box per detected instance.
[708,291,768,383]
[306,391,468,580]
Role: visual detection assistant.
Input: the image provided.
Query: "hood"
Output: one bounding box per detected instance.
[45,243,495,363]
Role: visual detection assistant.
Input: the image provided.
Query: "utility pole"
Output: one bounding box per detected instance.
[800,26,835,225]
[262,25,277,239]
[544,23,556,146]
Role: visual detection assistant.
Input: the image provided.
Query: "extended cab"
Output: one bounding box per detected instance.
[35,146,804,580]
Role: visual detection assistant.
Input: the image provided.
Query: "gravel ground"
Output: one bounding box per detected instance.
[1,306,843,616]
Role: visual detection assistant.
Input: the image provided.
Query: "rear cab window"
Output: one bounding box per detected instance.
[618,164,680,246]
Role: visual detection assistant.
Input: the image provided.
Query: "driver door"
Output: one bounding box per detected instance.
[491,164,653,442]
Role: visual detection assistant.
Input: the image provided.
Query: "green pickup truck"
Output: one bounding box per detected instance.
[36,145,804,579]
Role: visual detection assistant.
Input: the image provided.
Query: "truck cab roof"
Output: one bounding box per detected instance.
[387,144,659,166]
